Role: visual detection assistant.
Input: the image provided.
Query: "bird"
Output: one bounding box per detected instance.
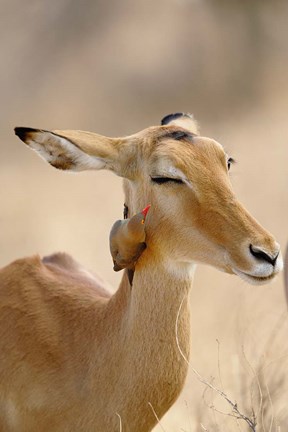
[109,205,151,279]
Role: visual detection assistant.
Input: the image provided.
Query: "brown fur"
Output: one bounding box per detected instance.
[2,118,282,431]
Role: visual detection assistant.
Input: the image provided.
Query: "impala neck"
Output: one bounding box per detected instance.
[109,252,195,426]
[115,251,196,360]
[132,253,195,312]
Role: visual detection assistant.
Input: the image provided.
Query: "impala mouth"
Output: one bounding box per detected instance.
[232,268,277,285]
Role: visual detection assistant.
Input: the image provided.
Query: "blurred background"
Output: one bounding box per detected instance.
[1,0,288,430]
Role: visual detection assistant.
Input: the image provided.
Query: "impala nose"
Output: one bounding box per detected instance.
[249,244,279,266]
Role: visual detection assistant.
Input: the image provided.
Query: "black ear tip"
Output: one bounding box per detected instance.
[161,112,193,125]
[14,127,38,141]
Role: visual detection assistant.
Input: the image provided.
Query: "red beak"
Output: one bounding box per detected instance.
[141,204,151,219]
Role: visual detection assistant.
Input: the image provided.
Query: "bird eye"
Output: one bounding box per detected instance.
[151,177,184,185]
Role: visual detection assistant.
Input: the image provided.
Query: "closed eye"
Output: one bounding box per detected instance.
[150,176,184,185]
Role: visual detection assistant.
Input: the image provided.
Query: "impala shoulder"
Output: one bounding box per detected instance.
[0,255,43,276]
[0,256,44,301]
[42,252,80,271]
[43,252,112,297]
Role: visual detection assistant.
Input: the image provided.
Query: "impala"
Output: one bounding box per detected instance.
[0,113,282,432]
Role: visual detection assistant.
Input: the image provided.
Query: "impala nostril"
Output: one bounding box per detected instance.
[249,244,279,266]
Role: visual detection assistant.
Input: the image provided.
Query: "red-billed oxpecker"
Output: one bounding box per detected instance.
[109,205,151,283]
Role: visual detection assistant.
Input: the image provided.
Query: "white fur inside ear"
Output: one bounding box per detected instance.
[26,132,106,171]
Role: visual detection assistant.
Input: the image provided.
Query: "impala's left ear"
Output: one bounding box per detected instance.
[14,127,133,177]
[161,112,199,135]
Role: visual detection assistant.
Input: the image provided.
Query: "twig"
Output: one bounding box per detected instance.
[175,295,257,432]
[148,402,167,432]
[241,345,263,428]
[201,376,221,431]
[184,399,193,432]
[263,373,275,432]
[116,412,122,432]
[216,339,224,392]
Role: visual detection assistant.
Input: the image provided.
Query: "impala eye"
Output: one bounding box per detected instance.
[151,177,184,185]
[227,157,235,171]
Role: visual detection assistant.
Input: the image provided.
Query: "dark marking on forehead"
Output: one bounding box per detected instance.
[161,130,195,143]
[161,112,193,125]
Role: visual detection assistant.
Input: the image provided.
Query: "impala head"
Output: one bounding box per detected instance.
[15,113,283,285]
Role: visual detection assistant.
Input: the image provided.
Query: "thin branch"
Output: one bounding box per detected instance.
[216,339,224,392]
[216,338,229,432]
[116,412,122,432]
[175,294,190,366]
[209,402,253,423]
[148,402,167,432]
[202,376,221,431]
[241,344,263,427]
[263,373,275,432]
[175,295,257,432]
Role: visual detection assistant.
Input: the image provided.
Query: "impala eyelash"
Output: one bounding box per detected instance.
[150,176,184,185]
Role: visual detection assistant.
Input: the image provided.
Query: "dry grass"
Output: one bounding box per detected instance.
[154,249,288,432]
[195,310,288,432]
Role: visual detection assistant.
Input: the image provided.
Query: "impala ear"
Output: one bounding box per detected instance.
[14,127,130,176]
[161,113,199,135]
